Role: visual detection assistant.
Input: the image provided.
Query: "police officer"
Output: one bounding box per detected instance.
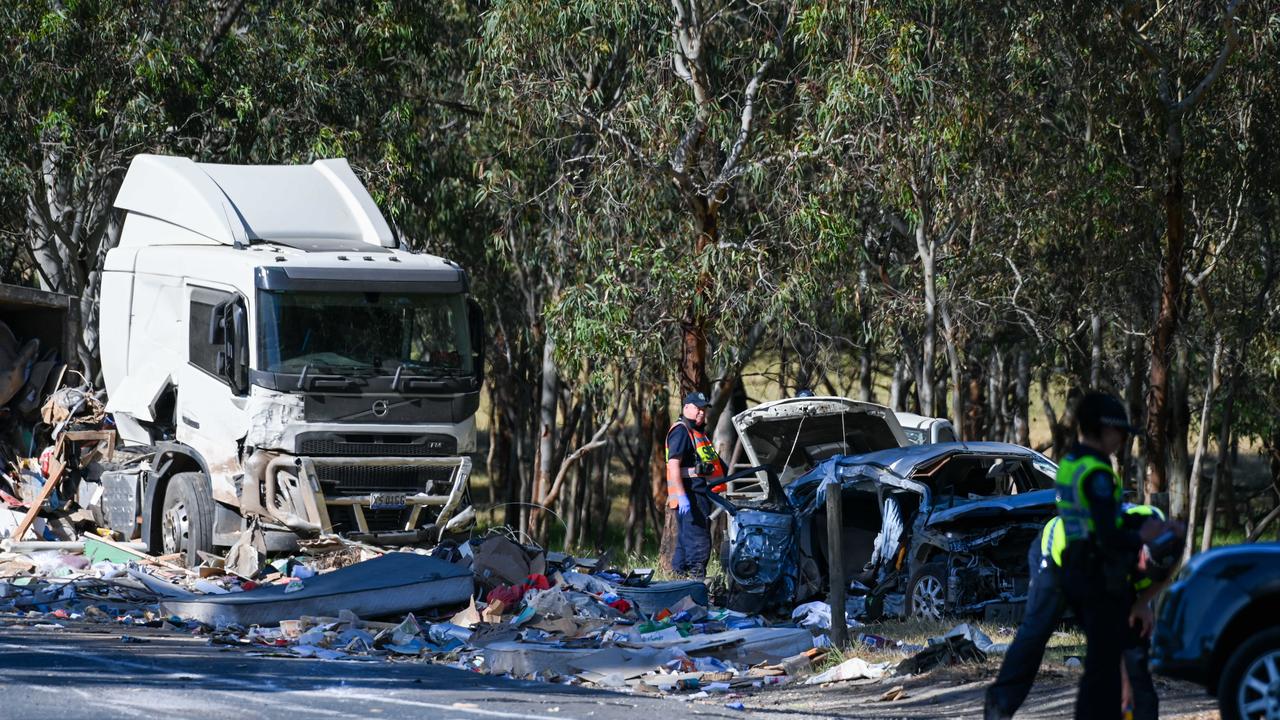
[1122,508,1185,720]
[665,391,727,579]
[1054,392,1162,720]
[984,503,1170,719]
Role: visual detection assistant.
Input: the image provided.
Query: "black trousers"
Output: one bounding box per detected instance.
[985,540,1068,718]
[671,493,711,578]
[1061,545,1131,720]
[1123,619,1159,720]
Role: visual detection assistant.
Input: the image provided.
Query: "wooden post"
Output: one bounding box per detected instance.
[826,483,848,648]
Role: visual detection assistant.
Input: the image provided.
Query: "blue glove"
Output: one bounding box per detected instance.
[675,494,691,515]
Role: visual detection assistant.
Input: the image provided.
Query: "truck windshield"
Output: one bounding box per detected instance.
[257,290,472,377]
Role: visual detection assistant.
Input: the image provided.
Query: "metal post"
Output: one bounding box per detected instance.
[826,483,849,648]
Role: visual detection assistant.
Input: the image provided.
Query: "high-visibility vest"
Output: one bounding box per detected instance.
[1041,504,1165,588]
[665,420,726,503]
[1054,452,1122,543]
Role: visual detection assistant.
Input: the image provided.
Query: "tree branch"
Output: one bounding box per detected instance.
[200,0,247,64]
[1174,0,1245,115]
[542,394,625,508]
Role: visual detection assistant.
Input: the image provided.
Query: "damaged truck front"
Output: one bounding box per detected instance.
[718,440,1058,623]
[92,155,484,565]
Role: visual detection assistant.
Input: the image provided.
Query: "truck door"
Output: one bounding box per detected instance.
[177,285,250,502]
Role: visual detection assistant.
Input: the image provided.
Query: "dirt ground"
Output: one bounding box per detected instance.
[720,619,1221,719]
[733,663,1219,719]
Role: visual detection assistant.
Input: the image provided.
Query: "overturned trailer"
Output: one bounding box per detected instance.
[85,154,484,565]
[714,441,1058,622]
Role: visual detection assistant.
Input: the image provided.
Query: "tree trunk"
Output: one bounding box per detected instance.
[1145,115,1188,498]
[890,359,907,412]
[713,377,745,466]
[1202,347,1237,552]
[1090,312,1103,389]
[596,432,615,549]
[1122,333,1147,495]
[986,351,1003,443]
[1014,349,1031,448]
[857,252,874,403]
[938,301,963,433]
[529,338,559,539]
[1168,340,1191,519]
[24,150,123,381]
[563,398,589,549]
[679,212,717,396]
[916,225,937,417]
[966,360,984,442]
[653,387,677,573]
[858,346,874,403]
[626,388,654,554]
[1183,337,1221,564]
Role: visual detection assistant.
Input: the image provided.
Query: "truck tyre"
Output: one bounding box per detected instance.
[161,471,215,568]
[1218,626,1280,720]
[907,562,949,621]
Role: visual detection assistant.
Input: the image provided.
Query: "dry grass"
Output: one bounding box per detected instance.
[821,616,1087,670]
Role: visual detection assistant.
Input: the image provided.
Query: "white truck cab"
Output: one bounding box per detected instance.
[97,155,483,564]
[893,411,958,445]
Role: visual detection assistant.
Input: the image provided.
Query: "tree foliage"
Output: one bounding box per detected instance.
[2,0,1278,551]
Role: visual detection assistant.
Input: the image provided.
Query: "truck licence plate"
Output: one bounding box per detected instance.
[369,493,408,510]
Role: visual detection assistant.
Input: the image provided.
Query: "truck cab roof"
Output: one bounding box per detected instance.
[108,154,464,291]
[114,154,398,249]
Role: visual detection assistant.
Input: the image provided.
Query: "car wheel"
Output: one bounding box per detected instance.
[907,562,948,621]
[161,471,215,568]
[1219,627,1280,720]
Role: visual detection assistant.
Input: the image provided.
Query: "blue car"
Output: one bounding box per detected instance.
[712,441,1059,620]
[1151,542,1280,720]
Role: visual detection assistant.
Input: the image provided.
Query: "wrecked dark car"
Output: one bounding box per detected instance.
[713,442,1058,622]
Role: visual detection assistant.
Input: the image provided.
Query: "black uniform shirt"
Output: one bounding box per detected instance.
[666,419,708,495]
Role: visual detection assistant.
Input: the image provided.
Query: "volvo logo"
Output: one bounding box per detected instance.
[371,400,389,417]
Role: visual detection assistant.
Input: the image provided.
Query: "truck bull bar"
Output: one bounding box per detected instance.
[263,455,473,541]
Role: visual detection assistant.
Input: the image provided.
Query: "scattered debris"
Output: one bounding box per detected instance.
[0,321,1020,705]
[896,634,988,675]
[158,552,473,627]
[878,685,909,702]
[805,657,890,685]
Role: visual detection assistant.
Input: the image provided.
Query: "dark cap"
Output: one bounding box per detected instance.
[683,391,711,409]
[1077,392,1142,436]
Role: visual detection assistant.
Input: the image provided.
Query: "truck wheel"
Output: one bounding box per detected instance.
[1219,626,1280,720]
[161,471,215,568]
[907,563,948,621]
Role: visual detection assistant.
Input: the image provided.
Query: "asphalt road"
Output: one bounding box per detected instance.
[0,620,757,720]
[0,617,1221,719]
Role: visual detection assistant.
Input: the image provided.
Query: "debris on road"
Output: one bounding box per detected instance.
[0,346,1023,707]
[157,552,473,627]
[805,656,890,685]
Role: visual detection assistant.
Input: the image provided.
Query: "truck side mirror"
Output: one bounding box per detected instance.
[208,300,229,344]
[229,301,249,394]
[467,298,486,388]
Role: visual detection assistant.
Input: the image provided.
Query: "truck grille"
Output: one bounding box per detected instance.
[328,506,415,534]
[314,463,456,493]
[298,435,456,457]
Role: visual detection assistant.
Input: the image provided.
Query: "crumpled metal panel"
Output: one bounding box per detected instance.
[726,509,797,604]
[245,387,305,449]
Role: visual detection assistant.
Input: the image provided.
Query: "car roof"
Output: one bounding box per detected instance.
[830,441,1053,479]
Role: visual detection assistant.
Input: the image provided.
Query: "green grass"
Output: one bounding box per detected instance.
[1209,524,1280,546]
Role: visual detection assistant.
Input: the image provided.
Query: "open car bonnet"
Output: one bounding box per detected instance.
[731,397,907,482]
